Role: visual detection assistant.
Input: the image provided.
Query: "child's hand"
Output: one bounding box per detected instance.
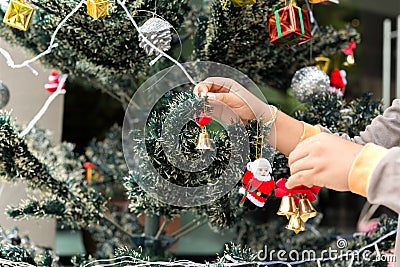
[193,77,271,123]
[286,133,363,191]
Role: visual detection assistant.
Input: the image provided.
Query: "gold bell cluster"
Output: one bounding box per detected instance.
[277,194,317,234]
[87,0,109,20]
[3,0,35,31]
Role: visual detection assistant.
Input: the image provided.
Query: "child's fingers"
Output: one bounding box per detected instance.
[288,143,310,167]
[286,170,315,189]
[193,82,210,96]
[289,157,313,176]
[193,77,235,96]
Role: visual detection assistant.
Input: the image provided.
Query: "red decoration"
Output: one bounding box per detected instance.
[274,178,320,203]
[342,40,356,56]
[83,162,94,182]
[267,4,312,47]
[45,70,65,93]
[329,69,347,96]
[194,112,212,127]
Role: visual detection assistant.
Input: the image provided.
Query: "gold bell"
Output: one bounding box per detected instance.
[277,195,297,219]
[196,130,212,150]
[298,197,317,222]
[285,213,305,234]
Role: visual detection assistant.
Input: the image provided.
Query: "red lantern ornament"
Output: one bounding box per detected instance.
[267,1,312,48]
[83,162,95,182]
[45,70,65,93]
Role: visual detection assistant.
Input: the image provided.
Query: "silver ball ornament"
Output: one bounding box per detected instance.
[0,81,10,109]
[138,18,173,56]
[291,66,330,103]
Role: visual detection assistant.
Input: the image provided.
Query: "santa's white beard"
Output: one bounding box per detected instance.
[253,173,272,182]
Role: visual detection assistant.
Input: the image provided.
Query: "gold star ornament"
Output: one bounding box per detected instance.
[87,0,109,20]
[3,0,35,31]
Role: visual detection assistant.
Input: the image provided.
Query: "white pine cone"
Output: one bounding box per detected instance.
[138,18,173,56]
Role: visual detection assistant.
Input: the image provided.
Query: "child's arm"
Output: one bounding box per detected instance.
[194,77,307,156]
[289,99,400,213]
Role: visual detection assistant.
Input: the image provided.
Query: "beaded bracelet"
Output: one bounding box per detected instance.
[264,105,278,128]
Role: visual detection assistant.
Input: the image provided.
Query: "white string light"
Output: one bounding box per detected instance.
[0,0,85,75]
[18,74,67,137]
[0,258,36,267]
[76,229,398,267]
[0,182,5,200]
[117,0,197,86]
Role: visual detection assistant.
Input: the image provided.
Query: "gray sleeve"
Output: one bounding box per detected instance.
[320,99,400,148]
[320,99,400,213]
[366,147,400,213]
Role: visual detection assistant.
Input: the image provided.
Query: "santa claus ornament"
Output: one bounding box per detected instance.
[239,114,277,208]
[239,158,274,208]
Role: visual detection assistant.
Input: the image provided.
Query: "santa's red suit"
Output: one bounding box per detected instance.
[239,171,275,207]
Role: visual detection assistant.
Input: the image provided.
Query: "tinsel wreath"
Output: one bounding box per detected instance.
[0,0,190,97]
[124,91,253,229]
[0,113,107,229]
[194,0,360,91]
[272,91,383,179]
[222,216,397,267]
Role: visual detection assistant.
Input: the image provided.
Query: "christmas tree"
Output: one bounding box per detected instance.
[0,0,396,266]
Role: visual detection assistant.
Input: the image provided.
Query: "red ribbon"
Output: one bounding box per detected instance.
[275,178,320,203]
[342,40,356,56]
[194,112,212,127]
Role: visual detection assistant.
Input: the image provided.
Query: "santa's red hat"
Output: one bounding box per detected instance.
[329,69,347,96]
